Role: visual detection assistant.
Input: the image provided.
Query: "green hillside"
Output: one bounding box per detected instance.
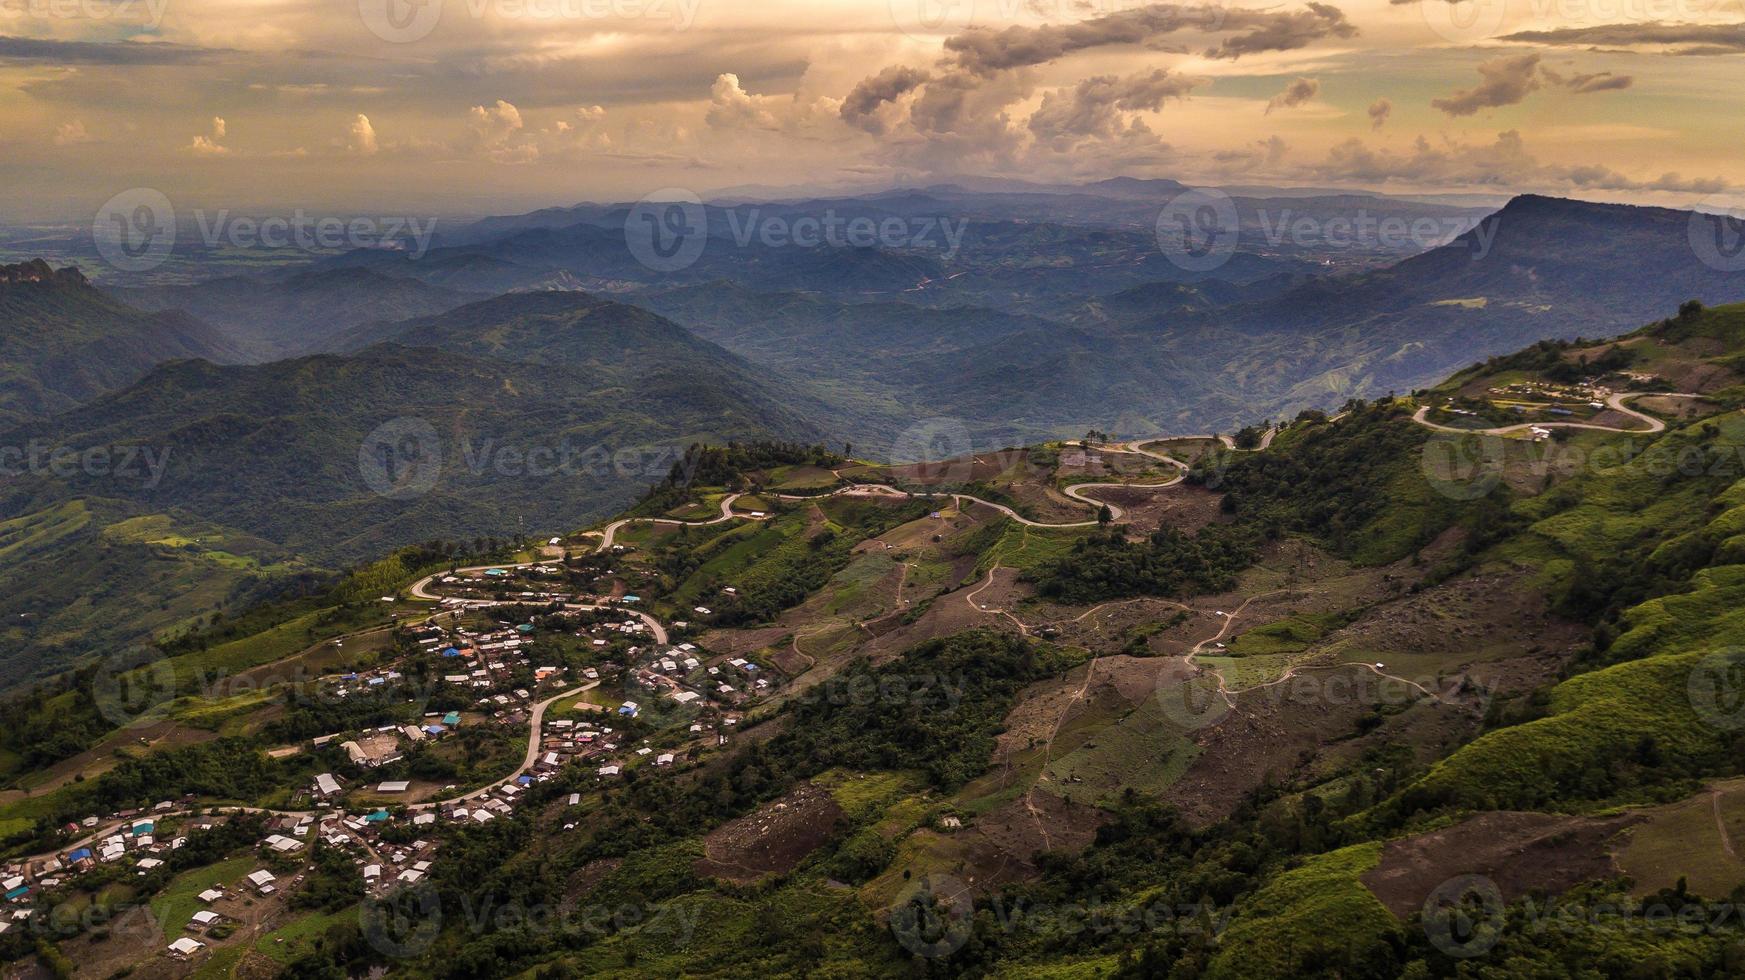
[0,260,238,426]
[14,303,1745,980]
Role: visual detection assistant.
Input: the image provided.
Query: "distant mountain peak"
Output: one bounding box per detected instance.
[0,258,89,288]
[1085,176,1188,195]
[1493,193,1678,221]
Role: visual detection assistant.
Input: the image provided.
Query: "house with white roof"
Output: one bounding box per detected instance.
[167,937,204,958]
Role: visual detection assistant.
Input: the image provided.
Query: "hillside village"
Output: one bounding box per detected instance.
[0,306,1743,976]
[0,551,782,965]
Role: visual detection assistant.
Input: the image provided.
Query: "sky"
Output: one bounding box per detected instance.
[2,0,1744,220]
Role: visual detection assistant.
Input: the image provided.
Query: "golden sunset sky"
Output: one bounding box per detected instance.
[3,0,1743,219]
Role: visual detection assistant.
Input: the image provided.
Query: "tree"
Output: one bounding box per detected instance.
[1097,504,1113,527]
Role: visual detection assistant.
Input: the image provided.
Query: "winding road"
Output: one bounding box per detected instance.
[408,679,602,811]
[1411,391,1702,437]
[16,429,1281,869]
[591,492,764,553]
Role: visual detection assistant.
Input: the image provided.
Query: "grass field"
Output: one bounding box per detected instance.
[1042,698,1202,805]
[150,855,256,934]
[1616,779,1745,897]
[1206,842,1396,980]
[763,465,842,492]
[256,904,359,965]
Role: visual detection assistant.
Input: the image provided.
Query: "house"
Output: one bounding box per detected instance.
[197,888,223,904]
[263,835,303,853]
[377,781,410,794]
[189,910,221,929]
[167,937,204,959]
[247,870,277,895]
[313,773,342,798]
[655,753,674,766]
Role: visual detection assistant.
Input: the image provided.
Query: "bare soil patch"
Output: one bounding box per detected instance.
[1318,566,1585,680]
[697,626,790,659]
[970,789,1108,866]
[1164,664,1420,826]
[994,655,1188,766]
[1097,483,1225,536]
[694,781,844,883]
[1362,811,1638,917]
[1637,394,1721,421]
[564,857,624,903]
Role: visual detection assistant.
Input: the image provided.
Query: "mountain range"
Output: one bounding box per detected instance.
[5,185,1745,675]
[0,260,239,428]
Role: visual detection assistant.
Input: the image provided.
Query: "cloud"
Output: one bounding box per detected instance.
[1214,134,1290,167]
[1266,76,1320,113]
[53,120,94,145]
[1564,71,1634,93]
[0,36,222,66]
[840,2,1354,172]
[1206,2,1357,59]
[940,3,1356,73]
[1368,97,1392,130]
[1029,69,1199,148]
[706,73,778,129]
[1564,165,1727,193]
[840,66,931,135]
[468,100,523,143]
[1501,22,1745,54]
[576,105,605,124]
[1308,128,1728,193]
[187,116,228,155]
[705,73,840,134]
[1431,53,1541,117]
[1433,57,1633,117]
[347,114,378,155]
[467,99,538,163]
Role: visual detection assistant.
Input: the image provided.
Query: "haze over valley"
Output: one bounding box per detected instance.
[5,0,1745,977]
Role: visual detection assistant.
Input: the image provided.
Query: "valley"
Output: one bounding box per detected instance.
[14,0,1745,968]
[4,298,1745,976]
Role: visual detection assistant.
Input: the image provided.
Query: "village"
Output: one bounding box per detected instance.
[0,553,774,964]
[1425,374,1635,440]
